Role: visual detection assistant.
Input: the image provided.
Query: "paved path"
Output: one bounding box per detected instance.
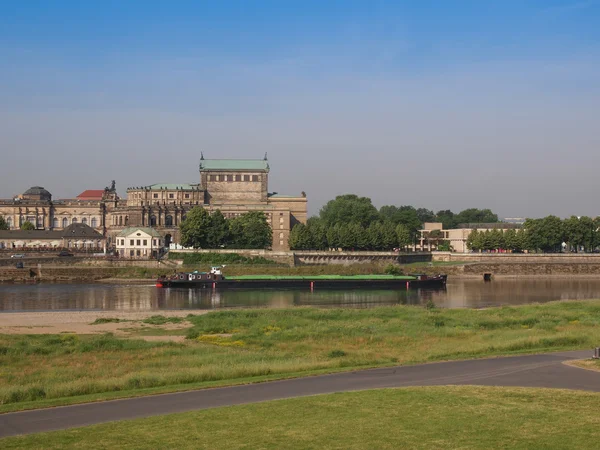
[1,349,599,438]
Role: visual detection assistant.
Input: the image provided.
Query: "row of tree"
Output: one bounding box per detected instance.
[319,194,499,238]
[467,216,600,253]
[180,208,272,249]
[0,218,34,231]
[289,219,412,251]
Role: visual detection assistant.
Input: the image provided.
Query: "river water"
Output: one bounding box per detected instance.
[2,278,600,311]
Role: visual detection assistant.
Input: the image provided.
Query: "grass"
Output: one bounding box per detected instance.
[3,300,600,412]
[141,315,185,325]
[3,386,600,449]
[90,318,125,325]
[168,252,279,265]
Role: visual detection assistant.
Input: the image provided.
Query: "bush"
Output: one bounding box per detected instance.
[384,264,404,276]
[169,252,278,265]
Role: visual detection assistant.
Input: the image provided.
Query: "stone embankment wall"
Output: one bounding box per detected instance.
[463,263,600,276]
[432,252,600,264]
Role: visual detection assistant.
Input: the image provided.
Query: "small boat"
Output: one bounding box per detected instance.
[156,266,447,290]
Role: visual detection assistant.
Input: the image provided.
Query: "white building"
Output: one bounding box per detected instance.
[115,227,163,259]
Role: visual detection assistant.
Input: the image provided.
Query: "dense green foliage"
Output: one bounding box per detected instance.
[6,387,600,450]
[20,221,35,231]
[0,216,8,230]
[466,215,600,253]
[180,208,271,249]
[168,252,277,265]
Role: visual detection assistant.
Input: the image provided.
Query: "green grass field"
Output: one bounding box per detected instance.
[3,386,600,449]
[2,300,600,412]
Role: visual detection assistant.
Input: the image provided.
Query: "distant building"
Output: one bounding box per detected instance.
[0,156,307,251]
[503,217,526,225]
[419,222,522,253]
[0,223,105,250]
[115,227,163,259]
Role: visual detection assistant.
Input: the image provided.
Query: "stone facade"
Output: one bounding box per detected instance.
[0,157,307,251]
[419,222,521,253]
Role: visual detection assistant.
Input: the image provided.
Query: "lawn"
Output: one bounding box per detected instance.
[2,300,600,412]
[3,386,600,449]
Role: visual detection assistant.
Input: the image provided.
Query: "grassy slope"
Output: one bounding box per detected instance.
[2,300,600,412]
[3,386,600,449]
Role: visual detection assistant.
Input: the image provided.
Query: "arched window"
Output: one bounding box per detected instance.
[91,217,98,228]
[165,215,173,226]
[72,218,78,224]
[62,218,68,228]
[82,217,88,225]
[52,218,59,228]
[150,215,157,226]
[6,217,12,228]
[119,216,123,226]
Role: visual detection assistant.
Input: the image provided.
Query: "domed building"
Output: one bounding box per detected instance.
[20,186,52,202]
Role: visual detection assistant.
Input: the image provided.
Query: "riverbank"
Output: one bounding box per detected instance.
[1,300,600,413]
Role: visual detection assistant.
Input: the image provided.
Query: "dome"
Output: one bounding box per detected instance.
[22,186,52,201]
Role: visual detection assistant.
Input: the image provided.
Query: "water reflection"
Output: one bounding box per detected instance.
[2,278,600,311]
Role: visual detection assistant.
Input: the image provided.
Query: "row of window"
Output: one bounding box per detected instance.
[117,239,161,247]
[209,174,259,182]
[0,217,99,228]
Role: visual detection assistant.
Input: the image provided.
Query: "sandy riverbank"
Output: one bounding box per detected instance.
[0,310,207,340]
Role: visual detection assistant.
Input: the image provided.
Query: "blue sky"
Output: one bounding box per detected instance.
[1,1,599,217]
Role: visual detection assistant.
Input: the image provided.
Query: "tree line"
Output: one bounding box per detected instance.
[289,194,499,251]
[180,208,272,249]
[469,216,600,253]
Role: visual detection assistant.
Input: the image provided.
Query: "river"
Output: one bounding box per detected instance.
[2,278,600,311]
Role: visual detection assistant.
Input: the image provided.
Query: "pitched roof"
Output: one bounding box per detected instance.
[77,190,105,200]
[0,229,63,240]
[62,223,104,238]
[199,159,269,172]
[0,224,104,240]
[116,227,162,238]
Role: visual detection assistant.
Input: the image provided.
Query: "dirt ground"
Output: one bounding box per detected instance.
[0,310,208,341]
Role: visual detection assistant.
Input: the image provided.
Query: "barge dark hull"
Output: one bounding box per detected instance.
[157,278,447,290]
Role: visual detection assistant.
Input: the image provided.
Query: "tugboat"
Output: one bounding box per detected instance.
[156,266,447,290]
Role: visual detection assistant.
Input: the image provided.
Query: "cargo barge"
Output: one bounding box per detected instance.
[156,267,447,290]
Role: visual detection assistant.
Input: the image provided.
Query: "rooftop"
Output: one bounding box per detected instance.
[77,190,105,200]
[127,184,201,191]
[116,227,163,238]
[199,159,269,172]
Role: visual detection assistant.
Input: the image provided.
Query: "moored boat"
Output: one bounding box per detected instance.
[156,267,447,290]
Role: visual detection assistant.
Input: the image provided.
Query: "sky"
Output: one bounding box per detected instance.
[1,1,599,218]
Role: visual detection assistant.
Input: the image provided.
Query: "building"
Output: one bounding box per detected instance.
[115,227,164,259]
[0,223,106,250]
[419,222,521,253]
[0,156,307,251]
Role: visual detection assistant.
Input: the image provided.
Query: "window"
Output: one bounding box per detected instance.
[52,218,59,228]
[279,232,284,238]
[150,215,157,226]
[169,193,174,199]
[153,239,157,246]
[136,250,141,257]
[82,217,88,225]
[185,194,190,199]
[235,175,241,181]
[136,240,141,246]
[130,250,134,257]
[244,175,250,181]
[153,193,158,199]
[91,217,97,228]
[165,215,173,226]
[62,218,68,228]
[72,218,78,224]
[279,217,284,223]
[130,239,134,246]
[143,240,147,246]
[252,175,258,182]
[279,240,284,246]
[121,239,125,245]
[227,175,233,182]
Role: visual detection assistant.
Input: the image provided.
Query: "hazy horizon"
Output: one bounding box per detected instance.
[2,1,599,219]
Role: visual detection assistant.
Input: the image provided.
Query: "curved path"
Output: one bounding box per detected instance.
[1,349,599,438]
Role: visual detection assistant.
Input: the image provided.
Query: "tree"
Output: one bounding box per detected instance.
[435,210,456,229]
[367,222,384,250]
[380,205,422,239]
[21,221,35,231]
[319,194,379,228]
[466,230,483,251]
[454,208,499,226]
[427,229,444,250]
[179,207,211,248]
[395,224,411,250]
[0,216,8,230]
[381,222,398,251]
[289,223,312,250]
[416,208,436,224]
[229,211,272,249]
[523,216,564,253]
[326,224,341,250]
[564,216,595,252]
[307,218,328,250]
[205,210,231,248]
